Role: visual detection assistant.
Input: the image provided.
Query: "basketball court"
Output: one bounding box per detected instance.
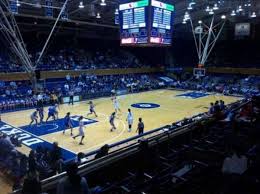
[0,89,241,161]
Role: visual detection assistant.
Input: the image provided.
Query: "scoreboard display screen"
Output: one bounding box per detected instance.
[119,0,174,46]
[119,0,149,44]
[150,0,174,45]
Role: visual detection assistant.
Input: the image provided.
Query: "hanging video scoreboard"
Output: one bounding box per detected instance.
[150,0,174,44]
[119,0,149,44]
[119,0,174,46]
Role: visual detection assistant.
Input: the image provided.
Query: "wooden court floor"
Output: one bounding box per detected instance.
[2,89,241,156]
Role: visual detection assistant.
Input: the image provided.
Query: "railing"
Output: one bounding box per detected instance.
[11,98,249,194]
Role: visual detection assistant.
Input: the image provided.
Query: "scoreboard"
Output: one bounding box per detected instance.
[119,0,174,46]
[150,0,174,44]
[119,0,149,44]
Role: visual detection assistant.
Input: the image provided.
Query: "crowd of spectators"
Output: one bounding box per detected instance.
[0,49,149,73]
[0,74,163,112]
[173,74,260,97]
[0,134,65,194]
[1,72,259,113]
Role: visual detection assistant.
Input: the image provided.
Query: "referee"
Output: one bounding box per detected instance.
[68,89,74,105]
[136,117,144,135]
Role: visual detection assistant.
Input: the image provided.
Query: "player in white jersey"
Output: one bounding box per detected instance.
[29,109,38,126]
[54,104,59,119]
[87,101,98,117]
[112,96,121,113]
[73,116,85,145]
[126,108,133,132]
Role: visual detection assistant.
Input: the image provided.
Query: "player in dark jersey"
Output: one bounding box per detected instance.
[38,107,44,124]
[46,105,57,122]
[63,112,73,135]
[109,112,116,132]
[87,101,98,117]
[136,117,144,135]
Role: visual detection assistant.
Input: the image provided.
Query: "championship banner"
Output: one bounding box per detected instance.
[115,13,119,25]
[61,4,69,20]
[10,0,18,14]
[235,23,250,36]
[45,0,53,17]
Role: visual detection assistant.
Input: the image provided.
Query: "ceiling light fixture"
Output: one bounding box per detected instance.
[213,4,219,10]
[100,0,106,6]
[78,1,84,9]
[221,15,226,19]
[238,5,243,12]
[231,10,236,16]
[96,12,101,18]
[16,0,21,6]
[250,12,256,18]
[209,9,214,15]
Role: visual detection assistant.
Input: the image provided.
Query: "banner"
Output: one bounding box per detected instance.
[235,23,250,36]
[63,96,80,103]
[61,4,69,20]
[45,0,53,17]
[115,14,119,25]
[9,0,18,14]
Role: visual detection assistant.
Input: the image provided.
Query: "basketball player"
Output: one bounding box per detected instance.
[63,112,73,135]
[46,105,57,122]
[112,96,121,113]
[54,104,59,119]
[87,101,98,117]
[38,107,44,124]
[136,117,144,135]
[29,109,38,126]
[73,116,85,145]
[109,112,116,132]
[126,108,133,132]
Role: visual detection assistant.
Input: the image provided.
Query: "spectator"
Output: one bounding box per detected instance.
[1,133,15,152]
[50,142,63,173]
[95,144,109,159]
[220,100,226,111]
[22,170,42,194]
[57,162,91,194]
[66,74,71,83]
[208,102,215,115]
[222,147,248,175]
[28,150,37,172]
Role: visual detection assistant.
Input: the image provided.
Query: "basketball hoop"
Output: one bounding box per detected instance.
[193,67,206,78]
[198,64,204,68]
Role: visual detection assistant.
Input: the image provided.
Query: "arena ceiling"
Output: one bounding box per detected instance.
[2,0,260,38]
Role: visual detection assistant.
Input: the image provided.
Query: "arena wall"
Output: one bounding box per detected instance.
[0,67,164,81]
[185,67,260,75]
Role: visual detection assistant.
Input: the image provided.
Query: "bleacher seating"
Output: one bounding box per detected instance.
[72,98,258,194]
[0,49,148,73]
[173,74,260,97]
[0,74,163,113]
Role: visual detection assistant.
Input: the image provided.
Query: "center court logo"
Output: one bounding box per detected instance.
[131,103,160,109]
